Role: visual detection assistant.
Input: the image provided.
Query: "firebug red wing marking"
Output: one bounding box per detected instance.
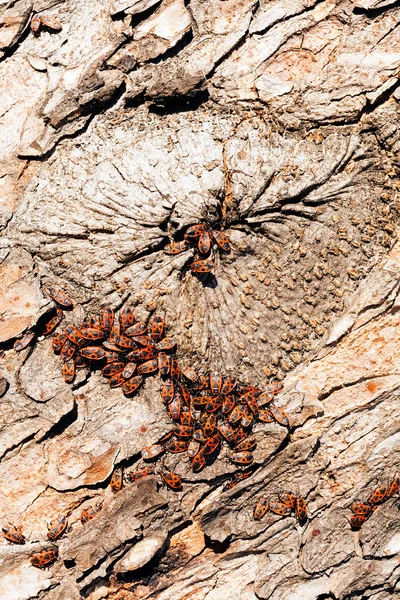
[40,15,62,30]
[80,502,103,524]
[198,230,211,254]
[190,404,201,421]
[188,438,201,459]
[47,516,67,541]
[166,439,188,453]
[192,448,206,472]
[180,365,199,382]
[170,359,181,379]
[158,352,171,375]
[209,371,223,395]
[120,307,135,331]
[128,467,154,481]
[218,422,235,443]
[257,391,274,407]
[206,396,222,413]
[125,322,147,337]
[203,433,221,456]
[164,241,188,255]
[192,395,209,407]
[193,429,207,443]
[233,427,248,445]
[149,315,165,341]
[155,337,176,351]
[258,409,274,423]
[103,340,122,352]
[2,524,25,544]
[30,548,58,568]
[101,307,114,332]
[161,379,174,404]
[368,485,387,505]
[169,395,181,420]
[231,452,254,465]
[228,404,247,425]
[110,468,123,493]
[240,391,259,417]
[109,373,126,388]
[104,351,121,362]
[62,358,75,383]
[278,492,297,510]
[138,359,159,374]
[174,425,194,438]
[254,498,269,520]
[185,223,207,238]
[61,339,77,361]
[43,314,62,335]
[387,475,400,497]
[101,361,125,377]
[115,335,136,349]
[349,514,367,529]
[52,332,66,352]
[180,406,191,426]
[350,502,372,516]
[80,327,105,341]
[122,362,137,379]
[131,335,155,347]
[203,414,217,438]
[64,325,85,347]
[191,260,214,273]
[241,410,253,428]
[127,346,156,361]
[236,437,256,452]
[221,395,235,415]
[296,496,308,525]
[50,288,73,308]
[268,405,290,427]
[221,377,236,395]
[212,230,231,252]
[178,384,191,406]
[269,501,292,517]
[161,470,182,490]
[141,444,165,460]
[79,347,106,360]
[122,375,143,394]
[14,332,35,352]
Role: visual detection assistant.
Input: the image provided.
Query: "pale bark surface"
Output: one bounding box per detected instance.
[1,0,400,598]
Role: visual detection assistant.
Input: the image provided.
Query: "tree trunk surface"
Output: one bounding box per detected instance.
[1,0,400,598]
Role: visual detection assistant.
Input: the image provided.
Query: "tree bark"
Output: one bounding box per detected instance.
[1,0,400,598]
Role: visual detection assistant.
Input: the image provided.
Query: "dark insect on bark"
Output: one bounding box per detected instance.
[30,547,58,568]
[212,230,231,252]
[141,444,165,461]
[47,515,68,541]
[2,524,25,544]
[13,332,35,352]
[254,497,269,520]
[122,375,143,395]
[50,288,73,308]
[110,468,123,493]
[161,470,182,490]
[231,452,254,465]
[191,260,214,273]
[81,502,103,524]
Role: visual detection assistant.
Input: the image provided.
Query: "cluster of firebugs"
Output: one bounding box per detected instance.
[7,223,400,567]
[164,222,231,273]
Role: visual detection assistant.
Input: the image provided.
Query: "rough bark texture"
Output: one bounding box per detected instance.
[1,0,400,598]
